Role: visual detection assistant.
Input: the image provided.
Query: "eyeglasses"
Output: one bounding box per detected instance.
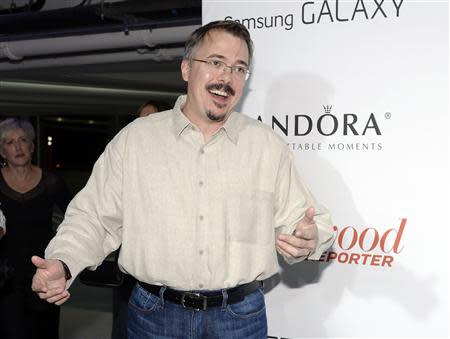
[191,58,251,81]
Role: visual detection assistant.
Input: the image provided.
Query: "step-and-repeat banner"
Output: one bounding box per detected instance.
[204,1,448,338]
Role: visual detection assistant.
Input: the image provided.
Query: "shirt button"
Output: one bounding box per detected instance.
[199,181,204,187]
[200,149,205,154]
[199,250,204,255]
[199,215,204,221]
[199,284,204,288]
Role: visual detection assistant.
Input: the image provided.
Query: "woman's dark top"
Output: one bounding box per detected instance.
[0,170,72,295]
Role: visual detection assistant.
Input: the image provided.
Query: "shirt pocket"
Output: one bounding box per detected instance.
[226,189,275,245]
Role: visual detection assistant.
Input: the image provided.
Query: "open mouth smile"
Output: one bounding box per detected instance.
[206,83,235,107]
[209,89,229,97]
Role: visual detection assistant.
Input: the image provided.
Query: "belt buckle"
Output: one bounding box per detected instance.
[181,292,207,311]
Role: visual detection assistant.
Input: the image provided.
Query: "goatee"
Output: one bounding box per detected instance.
[206,110,226,122]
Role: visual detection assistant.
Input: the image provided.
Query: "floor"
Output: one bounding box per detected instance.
[59,279,113,339]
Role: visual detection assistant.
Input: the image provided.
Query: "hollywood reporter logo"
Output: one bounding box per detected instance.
[319,218,407,267]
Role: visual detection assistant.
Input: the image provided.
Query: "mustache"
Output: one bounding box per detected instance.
[206,83,235,97]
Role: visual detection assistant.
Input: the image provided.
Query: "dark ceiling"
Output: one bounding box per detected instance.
[0,0,201,116]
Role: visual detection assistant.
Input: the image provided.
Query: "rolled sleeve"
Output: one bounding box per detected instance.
[274,148,335,264]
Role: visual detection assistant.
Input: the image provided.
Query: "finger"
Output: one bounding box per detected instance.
[276,243,291,258]
[55,293,71,306]
[277,239,308,258]
[47,290,70,304]
[31,255,47,269]
[296,224,318,240]
[46,284,66,296]
[31,276,49,293]
[36,283,66,300]
[305,206,315,221]
[36,291,47,300]
[278,234,316,251]
[293,207,315,236]
[278,233,304,247]
[46,293,66,304]
[32,284,48,293]
[298,207,315,227]
[276,238,311,258]
[37,289,64,301]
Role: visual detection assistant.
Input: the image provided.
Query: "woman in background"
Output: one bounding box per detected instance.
[0,118,72,339]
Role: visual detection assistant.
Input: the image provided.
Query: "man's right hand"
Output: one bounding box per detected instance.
[31,256,71,306]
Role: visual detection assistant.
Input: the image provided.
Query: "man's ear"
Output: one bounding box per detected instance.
[181,59,190,82]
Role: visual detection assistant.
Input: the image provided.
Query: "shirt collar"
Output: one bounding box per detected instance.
[172,95,192,137]
[221,111,239,144]
[171,95,240,144]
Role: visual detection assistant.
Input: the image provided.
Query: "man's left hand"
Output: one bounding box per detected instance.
[276,207,318,259]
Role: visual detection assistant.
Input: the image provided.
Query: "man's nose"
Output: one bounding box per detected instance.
[218,66,233,82]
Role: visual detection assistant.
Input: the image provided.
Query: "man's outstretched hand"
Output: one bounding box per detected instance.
[276,207,318,259]
[31,256,71,306]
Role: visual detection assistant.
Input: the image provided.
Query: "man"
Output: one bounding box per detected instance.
[31,20,335,338]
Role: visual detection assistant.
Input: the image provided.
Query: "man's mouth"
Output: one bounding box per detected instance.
[206,83,235,99]
[209,89,229,97]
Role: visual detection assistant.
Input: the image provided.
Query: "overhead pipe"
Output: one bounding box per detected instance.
[0,80,184,116]
[0,80,183,99]
[0,42,23,60]
[0,25,197,62]
[0,46,185,70]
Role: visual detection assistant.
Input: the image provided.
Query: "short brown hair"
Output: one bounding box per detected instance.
[183,20,253,65]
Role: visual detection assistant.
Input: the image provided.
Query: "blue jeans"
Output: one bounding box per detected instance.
[127,283,267,339]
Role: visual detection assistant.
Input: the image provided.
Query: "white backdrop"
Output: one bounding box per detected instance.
[204,1,449,338]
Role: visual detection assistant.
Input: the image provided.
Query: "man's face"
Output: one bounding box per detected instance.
[181,30,249,123]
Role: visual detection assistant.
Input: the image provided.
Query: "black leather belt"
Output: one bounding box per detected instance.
[138,280,262,311]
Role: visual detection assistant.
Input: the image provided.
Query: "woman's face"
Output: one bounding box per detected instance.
[0,128,34,167]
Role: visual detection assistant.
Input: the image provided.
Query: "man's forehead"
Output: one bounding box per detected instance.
[198,30,249,62]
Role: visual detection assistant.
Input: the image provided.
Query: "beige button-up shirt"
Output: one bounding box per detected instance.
[46,95,335,290]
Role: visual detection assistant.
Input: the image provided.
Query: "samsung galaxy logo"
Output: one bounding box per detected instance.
[224,0,404,32]
[301,0,404,24]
